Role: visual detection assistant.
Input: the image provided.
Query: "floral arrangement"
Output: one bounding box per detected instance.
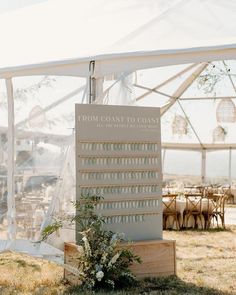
[42,194,141,291]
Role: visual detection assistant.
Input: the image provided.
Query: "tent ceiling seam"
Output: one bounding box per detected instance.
[111,0,186,49]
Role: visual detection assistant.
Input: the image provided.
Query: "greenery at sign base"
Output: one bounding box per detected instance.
[65,275,226,295]
[42,194,141,291]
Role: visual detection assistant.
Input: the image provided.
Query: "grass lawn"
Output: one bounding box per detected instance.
[0,226,235,294]
[164,227,236,295]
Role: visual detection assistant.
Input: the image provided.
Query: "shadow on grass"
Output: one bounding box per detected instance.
[164,227,234,233]
[0,257,41,271]
[64,276,232,295]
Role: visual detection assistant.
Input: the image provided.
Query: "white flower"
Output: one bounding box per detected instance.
[108,252,120,267]
[101,252,108,263]
[96,270,104,281]
[82,236,91,257]
[118,232,125,240]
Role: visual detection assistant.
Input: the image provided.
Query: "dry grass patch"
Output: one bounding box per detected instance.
[0,251,65,294]
[164,226,236,294]
[0,227,235,294]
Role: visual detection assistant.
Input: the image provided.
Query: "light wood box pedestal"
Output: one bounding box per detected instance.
[64,239,176,284]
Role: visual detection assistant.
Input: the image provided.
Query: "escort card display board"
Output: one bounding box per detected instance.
[75,104,162,241]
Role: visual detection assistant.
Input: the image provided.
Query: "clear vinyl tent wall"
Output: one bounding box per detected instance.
[134,60,236,187]
[1,58,236,255]
[0,75,87,255]
[0,70,139,253]
[162,147,234,186]
[0,79,8,241]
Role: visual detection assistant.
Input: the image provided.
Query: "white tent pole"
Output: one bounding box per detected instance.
[5,78,16,241]
[161,62,208,116]
[229,148,232,186]
[201,149,206,184]
[162,148,166,173]
[222,60,235,186]
[88,61,96,103]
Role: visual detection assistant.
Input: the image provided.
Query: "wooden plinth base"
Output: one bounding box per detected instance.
[64,239,176,285]
[121,239,176,278]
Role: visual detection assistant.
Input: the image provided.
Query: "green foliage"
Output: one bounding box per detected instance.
[41,220,63,241]
[42,194,141,291]
[65,276,226,295]
[73,194,105,233]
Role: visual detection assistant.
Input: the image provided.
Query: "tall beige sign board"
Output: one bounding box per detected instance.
[75,104,162,241]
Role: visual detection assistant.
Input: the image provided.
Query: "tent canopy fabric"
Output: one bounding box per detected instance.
[0,0,236,78]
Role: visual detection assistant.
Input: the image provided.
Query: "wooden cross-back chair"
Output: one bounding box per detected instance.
[203,194,219,229]
[184,194,203,229]
[184,192,202,197]
[212,193,228,228]
[162,194,180,230]
[217,194,228,228]
[221,186,234,204]
[204,193,228,229]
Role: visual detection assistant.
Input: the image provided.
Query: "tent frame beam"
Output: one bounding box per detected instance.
[180,95,236,101]
[16,85,86,128]
[134,83,172,99]
[160,62,209,116]
[135,63,198,101]
[162,142,236,151]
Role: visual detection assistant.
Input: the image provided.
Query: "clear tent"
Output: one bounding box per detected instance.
[0,75,86,254]
[135,61,236,185]
[1,61,236,251]
[0,0,236,254]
